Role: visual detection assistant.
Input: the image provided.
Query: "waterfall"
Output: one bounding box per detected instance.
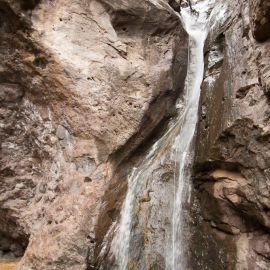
[111,1,215,269]
[169,2,211,269]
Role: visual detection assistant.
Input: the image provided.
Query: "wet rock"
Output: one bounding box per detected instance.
[169,0,181,12]
[194,0,270,268]
[3,0,269,269]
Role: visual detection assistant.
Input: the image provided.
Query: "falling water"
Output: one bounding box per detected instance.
[111,143,160,270]
[169,2,211,269]
[111,1,216,269]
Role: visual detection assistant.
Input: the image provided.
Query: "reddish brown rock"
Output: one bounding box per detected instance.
[194,0,270,269]
[0,0,188,269]
[1,0,270,269]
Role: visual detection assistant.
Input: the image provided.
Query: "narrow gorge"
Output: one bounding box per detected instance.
[0,0,269,270]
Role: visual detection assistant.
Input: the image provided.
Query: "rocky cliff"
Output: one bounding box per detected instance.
[0,0,187,269]
[193,0,270,269]
[0,0,269,269]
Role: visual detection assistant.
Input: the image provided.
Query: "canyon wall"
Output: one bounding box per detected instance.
[193,0,270,269]
[0,0,270,269]
[0,0,187,269]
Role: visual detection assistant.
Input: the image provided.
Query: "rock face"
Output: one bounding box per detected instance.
[1,0,270,269]
[0,0,187,269]
[193,0,270,269]
[249,0,270,42]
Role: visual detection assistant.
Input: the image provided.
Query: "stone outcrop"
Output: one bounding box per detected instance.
[0,0,187,269]
[194,0,270,269]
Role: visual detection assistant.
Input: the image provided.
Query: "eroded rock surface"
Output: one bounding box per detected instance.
[249,0,270,42]
[1,0,270,269]
[194,0,270,269]
[0,0,188,269]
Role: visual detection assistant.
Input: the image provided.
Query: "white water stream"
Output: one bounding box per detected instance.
[112,1,216,269]
[169,2,212,269]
